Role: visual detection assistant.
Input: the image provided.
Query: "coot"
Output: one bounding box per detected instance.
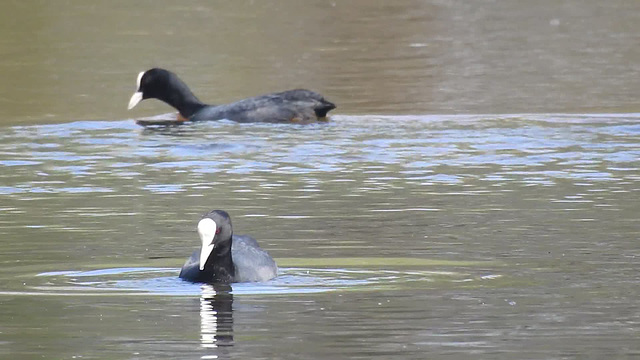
[128,68,335,123]
[179,210,277,283]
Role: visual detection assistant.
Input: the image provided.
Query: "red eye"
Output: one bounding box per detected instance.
[216,228,221,234]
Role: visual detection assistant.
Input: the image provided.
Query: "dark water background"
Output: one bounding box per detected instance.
[0,1,639,359]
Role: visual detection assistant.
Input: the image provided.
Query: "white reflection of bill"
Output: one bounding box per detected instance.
[200,284,233,359]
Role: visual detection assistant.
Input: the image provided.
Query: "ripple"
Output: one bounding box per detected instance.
[1,115,640,190]
[0,160,41,166]
[22,265,503,297]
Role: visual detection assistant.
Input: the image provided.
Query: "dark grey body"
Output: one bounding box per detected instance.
[190,89,335,123]
[179,234,278,284]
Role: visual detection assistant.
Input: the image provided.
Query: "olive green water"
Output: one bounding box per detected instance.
[1,1,639,359]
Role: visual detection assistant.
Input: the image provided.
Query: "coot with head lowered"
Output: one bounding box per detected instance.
[179,210,277,284]
[128,68,336,123]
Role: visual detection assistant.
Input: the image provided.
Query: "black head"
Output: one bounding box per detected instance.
[197,210,234,271]
[128,68,182,107]
[127,68,204,117]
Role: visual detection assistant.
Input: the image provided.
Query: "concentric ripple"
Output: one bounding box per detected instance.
[25,266,503,296]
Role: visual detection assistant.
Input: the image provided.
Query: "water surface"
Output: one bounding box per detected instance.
[1,114,639,359]
[1,1,640,359]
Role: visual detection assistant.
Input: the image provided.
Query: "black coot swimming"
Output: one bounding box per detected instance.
[128,68,336,123]
[179,210,277,284]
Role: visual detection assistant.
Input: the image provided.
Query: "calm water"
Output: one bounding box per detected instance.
[1,1,640,359]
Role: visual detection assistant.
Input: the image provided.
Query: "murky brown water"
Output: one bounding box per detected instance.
[1,1,639,359]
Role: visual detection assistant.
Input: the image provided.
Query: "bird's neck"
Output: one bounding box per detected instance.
[161,77,207,119]
[209,239,235,283]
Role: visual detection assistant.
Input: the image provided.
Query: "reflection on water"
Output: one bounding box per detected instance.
[200,284,234,357]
